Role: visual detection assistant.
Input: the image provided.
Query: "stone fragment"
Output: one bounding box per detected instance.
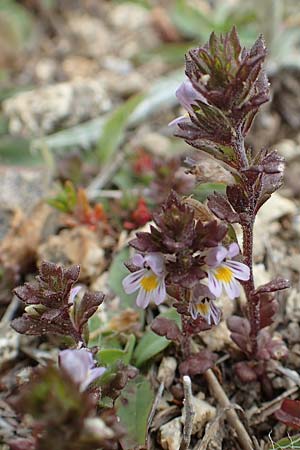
[3,78,112,136]
[38,226,106,281]
[181,394,216,435]
[160,417,182,450]
[157,357,177,388]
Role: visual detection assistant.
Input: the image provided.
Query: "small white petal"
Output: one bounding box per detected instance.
[225,261,250,281]
[122,269,145,294]
[154,280,166,305]
[227,243,240,258]
[207,271,222,297]
[136,288,151,309]
[132,254,145,268]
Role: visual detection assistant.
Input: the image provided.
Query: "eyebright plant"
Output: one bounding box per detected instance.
[11,261,104,345]
[122,27,290,378]
[9,261,138,450]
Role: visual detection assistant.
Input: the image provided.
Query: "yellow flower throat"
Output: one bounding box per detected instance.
[215,266,233,283]
[140,273,159,292]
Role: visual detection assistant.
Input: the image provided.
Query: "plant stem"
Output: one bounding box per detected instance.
[242,218,259,355]
[181,315,192,357]
[234,127,260,355]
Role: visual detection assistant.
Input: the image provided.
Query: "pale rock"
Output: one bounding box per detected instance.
[137,132,171,156]
[3,78,112,136]
[67,14,111,58]
[0,166,51,211]
[38,226,105,281]
[181,395,216,435]
[285,289,300,322]
[277,139,300,161]
[157,357,177,388]
[0,326,20,369]
[256,192,296,226]
[110,4,150,30]
[201,321,232,352]
[253,263,270,288]
[160,417,182,450]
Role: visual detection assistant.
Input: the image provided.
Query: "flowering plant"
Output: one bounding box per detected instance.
[123,28,290,379]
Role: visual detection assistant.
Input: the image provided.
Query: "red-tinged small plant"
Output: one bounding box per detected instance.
[275,399,300,430]
[122,28,290,379]
[123,197,152,230]
[11,261,104,344]
[48,181,108,231]
[9,261,138,449]
[8,356,124,450]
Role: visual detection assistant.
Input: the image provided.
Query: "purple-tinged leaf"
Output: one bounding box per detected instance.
[253,278,290,295]
[234,361,257,383]
[227,316,252,354]
[151,317,181,343]
[179,350,217,376]
[208,192,240,223]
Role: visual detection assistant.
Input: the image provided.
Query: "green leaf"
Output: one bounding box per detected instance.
[192,182,226,202]
[115,375,154,449]
[171,0,213,40]
[0,136,44,166]
[133,308,181,367]
[0,0,34,50]
[108,248,137,309]
[138,41,196,65]
[31,70,182,153]
[96,93,144,164]
[96,334,136,366]
[270,434,300,449]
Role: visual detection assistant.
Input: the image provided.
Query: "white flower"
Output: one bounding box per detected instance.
[122,253,166,309]
[205,243,250,300]
[188,284,221,325]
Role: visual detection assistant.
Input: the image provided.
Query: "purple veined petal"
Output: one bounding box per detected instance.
[227,242,240,258]
[223,278,241,300]
[193,284,215,303]
[168,115,187,127]
[189,302,198,320]
[81,367,106,391]
[207,271,222,297]
[210,301,221,325]
[122,269,146,294]
[145,253,165,277]
[205,246,228,267]
[176,80,204,113]
[225,260,250,281]
[136,288,151,309]
[59,349,91,385]
[131,253,145,268]
[154,279,166,305]
[69,285,82,305]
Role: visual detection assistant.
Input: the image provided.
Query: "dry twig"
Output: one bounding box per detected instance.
[180,375,195,450]
[205,369,254,450]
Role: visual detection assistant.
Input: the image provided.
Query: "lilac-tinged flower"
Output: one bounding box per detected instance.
[122,253,166,309]
[205,243,250,300]
[169,80,205,126]
[68,285,82,304]
[59,348,106,391]
[189,284,221,325]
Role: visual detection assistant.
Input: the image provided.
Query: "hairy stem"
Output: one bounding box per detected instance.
[181,315,192,357]
[242,218,259,355]
[234,128,259,355]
